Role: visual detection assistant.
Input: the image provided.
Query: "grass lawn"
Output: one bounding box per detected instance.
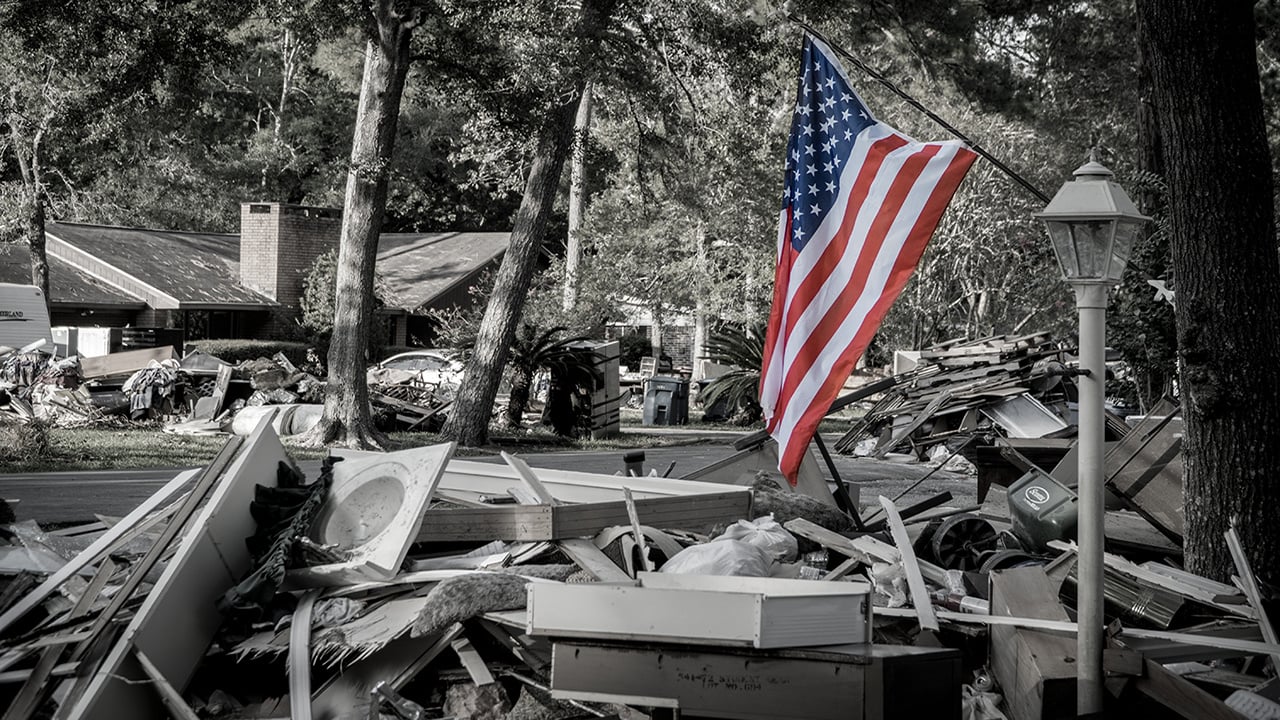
[3,404,858,474]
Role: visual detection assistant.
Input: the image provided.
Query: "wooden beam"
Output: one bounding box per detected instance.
[0,470,197,637]
[2,558,116,720]
[988,566,1077,720]
[133,650,200,720]
[1225,524,1280,670]
[822,557,862,582]
[450,637,495,686]
[1134,659,1247,720]
[877,496,938,632]
[502,452,560,505]
[622,487,652,574]
[556,539,631,583]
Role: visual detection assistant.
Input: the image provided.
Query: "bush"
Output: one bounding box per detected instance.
[187,339,311,367]
[618,332,651,370]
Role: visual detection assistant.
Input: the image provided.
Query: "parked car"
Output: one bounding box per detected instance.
[366,350,465,395]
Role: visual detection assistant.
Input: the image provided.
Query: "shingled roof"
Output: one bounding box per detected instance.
[29,220,507,314]
[0,243,144,308]
[47,222,275,308]
[375,232,509,312]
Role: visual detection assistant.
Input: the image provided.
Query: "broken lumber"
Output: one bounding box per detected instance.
[877,496,938,632]
[988,565,1077,720]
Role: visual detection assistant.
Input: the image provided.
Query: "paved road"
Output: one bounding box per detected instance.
[1,434,975,523]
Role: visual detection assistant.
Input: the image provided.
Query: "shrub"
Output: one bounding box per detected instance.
[186,339,311,367]
[618,332,651,370]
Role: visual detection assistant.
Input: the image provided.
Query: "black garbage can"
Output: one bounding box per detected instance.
[642,375,689,426]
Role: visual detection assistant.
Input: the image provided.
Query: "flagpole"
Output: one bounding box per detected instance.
[787,14,1052,205]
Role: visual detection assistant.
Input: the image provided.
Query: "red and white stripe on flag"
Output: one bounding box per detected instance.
[759,35,977,484]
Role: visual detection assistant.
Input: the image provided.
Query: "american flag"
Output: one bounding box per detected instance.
[760,35,977,483]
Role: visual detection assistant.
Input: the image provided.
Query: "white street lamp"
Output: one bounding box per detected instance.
[1034,157,1149,717]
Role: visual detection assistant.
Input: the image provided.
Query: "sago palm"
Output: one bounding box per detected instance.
[699,322,767,425]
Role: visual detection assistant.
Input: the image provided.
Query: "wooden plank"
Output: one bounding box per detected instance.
[783,518,871,564]
[556,538,631,582]
[1225,523,1280,669]
[872,390,953,458]
[1105,400,1184,541]
[822,557,862,581]
[1134,659,1247,720]
[1048,540,1252,620]
[2,559,115,720]
[417,492,749,543]
[876,496,938,632]
[622,487,652,574]
[69,438,245,665]
[437,458,751,502]
[988,566,1077,720]
[0,470,196,637]
[450,637,495,686]
[502,452,560,505]
[133,650,200,720]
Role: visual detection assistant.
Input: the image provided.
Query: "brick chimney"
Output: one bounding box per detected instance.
[239,202,341,316]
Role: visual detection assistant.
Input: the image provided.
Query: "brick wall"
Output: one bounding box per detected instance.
[240,202,341,335]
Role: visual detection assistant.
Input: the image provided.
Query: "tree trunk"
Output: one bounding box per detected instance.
[444,0,619,447]
[1136,0,1280,582]
[562,81,593,312]
[304,6,413,449]
[505,368,532,428]
[445,99,580,446]
[692,223,707,381]
[22,188,49,306]
[7,106,50,310]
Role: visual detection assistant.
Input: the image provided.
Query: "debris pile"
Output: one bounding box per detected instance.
[0,345,455,437]
[834,332,1076,460]
[2,366,1278,719]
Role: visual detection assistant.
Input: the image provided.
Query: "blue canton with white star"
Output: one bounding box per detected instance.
[782,37,875,252]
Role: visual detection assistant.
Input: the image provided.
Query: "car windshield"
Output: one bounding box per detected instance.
[385,356,446,372]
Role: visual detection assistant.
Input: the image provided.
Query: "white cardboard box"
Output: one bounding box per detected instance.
[528,572,872,649]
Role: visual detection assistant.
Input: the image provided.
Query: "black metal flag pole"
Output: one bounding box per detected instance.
[787,14,1052,205]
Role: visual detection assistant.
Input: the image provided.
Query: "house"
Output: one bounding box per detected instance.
[0,202,509,347]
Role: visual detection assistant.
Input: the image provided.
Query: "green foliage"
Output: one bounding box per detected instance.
[698,322,766,425]
[617,332,652,369]
[297,248,390,363]
[300,248,339,343]
[186,339,310,367]
[504,324,598,433]
[1108,170,1177,409]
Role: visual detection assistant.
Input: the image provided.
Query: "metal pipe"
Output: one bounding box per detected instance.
[1074,283,1108,716]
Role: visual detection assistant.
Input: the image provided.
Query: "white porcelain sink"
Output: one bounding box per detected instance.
[291,442,454,587]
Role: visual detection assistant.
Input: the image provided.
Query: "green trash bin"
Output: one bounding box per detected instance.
[642,375,689,426]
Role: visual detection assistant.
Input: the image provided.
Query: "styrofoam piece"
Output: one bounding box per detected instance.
[289,443,454,587]
[527,572,873,649]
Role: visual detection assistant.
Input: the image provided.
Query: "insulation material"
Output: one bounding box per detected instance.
[411,573,531,638]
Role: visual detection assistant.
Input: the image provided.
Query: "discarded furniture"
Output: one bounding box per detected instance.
[548,640,962,720]
[528,572,872,649]
[989,566,1078,720]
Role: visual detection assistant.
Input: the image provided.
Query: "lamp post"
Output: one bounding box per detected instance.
[1034,157,1149,717]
